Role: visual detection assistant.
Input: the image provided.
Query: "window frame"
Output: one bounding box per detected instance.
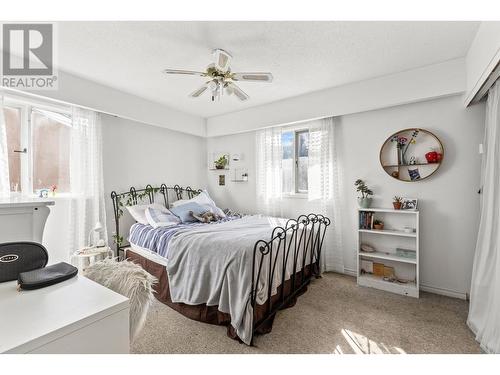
[282,128,309,197]
[3,95,71,196]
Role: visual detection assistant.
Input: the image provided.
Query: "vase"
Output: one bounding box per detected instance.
[358,197,372,208]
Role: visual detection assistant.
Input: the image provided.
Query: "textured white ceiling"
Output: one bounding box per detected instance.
[56,21,479,118]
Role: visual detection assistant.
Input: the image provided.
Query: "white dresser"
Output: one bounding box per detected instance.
[0,198,55,243]
[0,276,130,354]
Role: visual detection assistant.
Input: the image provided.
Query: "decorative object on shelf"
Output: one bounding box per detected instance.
[218,175,225,186]
[408,168,421,181]
[401,198,418,210]
[403,226,414,233]
[37,188,49,198]
[360,259,373,274]
[380,128,444,182]
[214,154,228,169]
[396,248,416,259]
[373,219,384,230]
[373,262,385,277]
[360,243,375,253]
[88,221,105,247]
[232,154,241,162]
[232,168,248,182]
[50,184,57,197]
[355,179,373,208]
[383,265,395,278]
[393,196,403,210]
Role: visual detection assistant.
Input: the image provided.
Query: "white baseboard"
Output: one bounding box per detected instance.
[334,269,468,300]
[419,283,468,300]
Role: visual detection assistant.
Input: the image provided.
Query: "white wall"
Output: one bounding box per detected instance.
[206,59,466,137]
[101,114,207,243]
[464,22,500,105]
[206,95,485,298]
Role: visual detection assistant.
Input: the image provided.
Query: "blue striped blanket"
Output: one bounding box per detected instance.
[128,217,238,258]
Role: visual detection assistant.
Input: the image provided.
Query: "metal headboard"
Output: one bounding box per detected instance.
[110,184,201,257]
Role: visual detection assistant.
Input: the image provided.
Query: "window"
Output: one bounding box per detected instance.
[2,98,72,195]
[282,129,309,194]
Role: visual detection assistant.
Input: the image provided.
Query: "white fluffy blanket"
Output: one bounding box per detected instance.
[84,258,157,341]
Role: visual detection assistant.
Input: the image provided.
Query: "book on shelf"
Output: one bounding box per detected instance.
[359,211,375,230]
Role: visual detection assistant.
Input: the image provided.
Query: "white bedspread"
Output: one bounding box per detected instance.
[166,215,310,345]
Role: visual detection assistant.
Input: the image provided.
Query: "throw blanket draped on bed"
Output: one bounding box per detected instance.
[166,215,310,345]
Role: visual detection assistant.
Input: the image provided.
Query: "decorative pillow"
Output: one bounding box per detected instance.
[172,190,226,218]
[171,199,189,208]
[170,202,213,223]
[126,203,164,225]
[145,206,180,229]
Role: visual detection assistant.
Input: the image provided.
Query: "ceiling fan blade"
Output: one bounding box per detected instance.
[232,72,273,82]
[228,83,249,101]
[163,69,205,77]
[189,83,209,98]
[213,49,232,72]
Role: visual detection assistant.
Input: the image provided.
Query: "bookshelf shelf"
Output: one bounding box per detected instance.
[359,250,417,265]
[357,207,420,298]
[358,229,417,238]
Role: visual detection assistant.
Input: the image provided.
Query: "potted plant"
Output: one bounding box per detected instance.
[393,196,403,210]
[214,155,228,169]
[355,179,373,208]
[373,219,384,230]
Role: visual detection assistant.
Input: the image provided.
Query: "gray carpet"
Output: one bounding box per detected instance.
[132,273,481,354]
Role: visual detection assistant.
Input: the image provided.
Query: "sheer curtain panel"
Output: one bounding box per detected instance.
[68,107,108,256]
[0,97,10,197]
[256,126,283,217]
[308,117,344,272]
[468,80,500,354]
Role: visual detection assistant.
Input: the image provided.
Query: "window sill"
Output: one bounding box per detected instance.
[282,193,309,200]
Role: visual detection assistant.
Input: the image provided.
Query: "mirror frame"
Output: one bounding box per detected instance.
[379,128,444,182]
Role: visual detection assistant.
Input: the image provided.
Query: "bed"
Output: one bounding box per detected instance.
[110,184,330,345]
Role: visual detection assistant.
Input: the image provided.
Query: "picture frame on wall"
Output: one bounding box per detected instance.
[401,198,418,210]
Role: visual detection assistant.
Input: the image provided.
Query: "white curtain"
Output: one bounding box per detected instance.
[308,117,344,272]
[256,126,283,216]
[255,117,344,273]
[68,107,107,255]
[467,80,500,354]
[0,96,10,197]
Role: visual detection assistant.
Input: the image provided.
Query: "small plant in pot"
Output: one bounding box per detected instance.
[355,179,373,208]
[214,155,228,170]
[393,196,403,210]
[373,219,384,230]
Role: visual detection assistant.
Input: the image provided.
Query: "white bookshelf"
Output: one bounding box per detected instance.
[357,207,420,298]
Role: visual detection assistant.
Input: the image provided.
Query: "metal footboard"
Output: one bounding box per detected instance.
[250,214,330,344]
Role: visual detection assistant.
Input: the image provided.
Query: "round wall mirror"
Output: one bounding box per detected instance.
[380,128,444,182]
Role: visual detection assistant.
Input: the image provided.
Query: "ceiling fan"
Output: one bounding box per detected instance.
[163,49,273,102]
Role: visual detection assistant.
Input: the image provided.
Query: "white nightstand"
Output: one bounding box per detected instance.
[71,246,113,272]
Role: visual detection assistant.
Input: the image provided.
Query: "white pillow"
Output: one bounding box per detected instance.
[126,203,164,225]
[145,206,181,229]
[173,190,226,218]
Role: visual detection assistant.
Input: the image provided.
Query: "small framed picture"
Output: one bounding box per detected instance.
[218,175,225,186]
[401,198,418,210]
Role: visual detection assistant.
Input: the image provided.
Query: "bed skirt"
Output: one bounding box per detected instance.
[126,249,312,342]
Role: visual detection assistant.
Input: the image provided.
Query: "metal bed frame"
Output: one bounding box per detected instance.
[110,184,330,344]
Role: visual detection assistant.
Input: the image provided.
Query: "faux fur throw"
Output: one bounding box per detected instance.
[84,258,157,342]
